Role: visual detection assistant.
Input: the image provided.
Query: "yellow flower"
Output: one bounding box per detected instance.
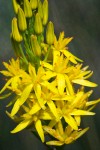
[54,32,72,51]
[0,58,21,77]
[41,53,97,97]
[0,58,24,94]
[43,121,89,146]
[0,51,99,146]
[0,0,100,147]
[53,32,82,64]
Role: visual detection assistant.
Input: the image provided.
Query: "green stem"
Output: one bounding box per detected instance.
[18,44,27,60]
[23,33,31,52]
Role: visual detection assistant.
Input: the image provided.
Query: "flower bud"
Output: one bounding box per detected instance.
[30,0,38,10]
[24,0,32,18]
[12,17,23,42]
[38,0,43,19]
[18,8,27,31]
[46,21,54,45]
[34,13,43,34]
[12,0,20,14]
[31,35,41,57]
[42,0,48,25]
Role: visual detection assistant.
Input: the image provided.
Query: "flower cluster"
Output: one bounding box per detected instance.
[0,0,100,146]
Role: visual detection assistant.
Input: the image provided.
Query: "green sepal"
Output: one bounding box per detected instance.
[24,0,32,18]
[30,0,38,10]
[18,7,27,31]
[12,0,20,14]
[34,13,43,34]
[38,0,43,19]
[46,21,54,45]
[43,0,48,25]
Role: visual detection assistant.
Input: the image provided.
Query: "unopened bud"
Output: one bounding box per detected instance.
[31,35,41,57]
[30,0,38,10]
[12,17,23,42]
[43,0,48,25]
[46,21,54,45]
[34,13,43,34]
[38,0,43,19]
[12,0,20,14]
[24,0,32,18]
[18,8,27,31]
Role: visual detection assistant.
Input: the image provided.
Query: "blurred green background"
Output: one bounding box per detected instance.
[0,0,100,150]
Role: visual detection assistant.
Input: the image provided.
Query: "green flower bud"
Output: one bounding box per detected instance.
[12,17,23,42]
[46,21,54,45]
[34,13,43,34]
[24,0,32,18]
[30,0,38,10]
[12,0,20,14]
[43,0,48,25]
[38,0,43,19]
[18,8,27,31]
[31,35,41,57]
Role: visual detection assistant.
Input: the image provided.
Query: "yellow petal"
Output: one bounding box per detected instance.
[71,109,95,115]
[29,63,36,78]
[44,125,63,142]
[62,37,73,48]
[74,116,81,126]
[11,84,33,116]
[34,84,45,109]
[46,140,63,146]
[57,74,65,95]
[6,111,16,120]
[40,110,54,120]
[48,120,57,128]
[80,71,93,79]
[52,95,74,101]
[0,70,12,76]
[41,81,58,94]
[72,79,98,87]
[35,120,44,142]
[11,119,31,133]
[47,100,59,121]
[65,125,73,137]
[58,32,64,42]
[65,75,74,95]
[61,50,77,64]
[74,127,89,140]
[41,61,53,70]
[0,78,13,94]
[29,103,41,115]
[57,120,64,136]
[11,98,20,116]
[86,99,100,106]
[21,105,30,113]
[2,62,10,70]
[19,84,33,105]
[11,76,20,90]
[53,50,60,66]
[71,91,84,107]
[42,71,56,80]
[65,137,75,144]
[64,115,78,130]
